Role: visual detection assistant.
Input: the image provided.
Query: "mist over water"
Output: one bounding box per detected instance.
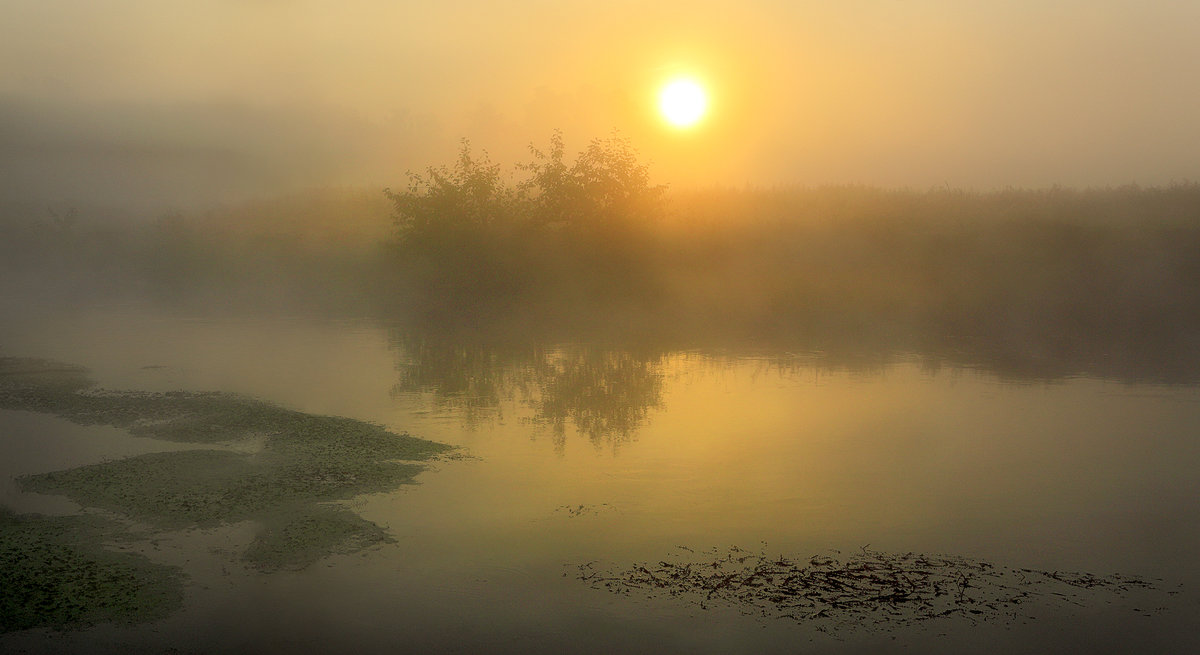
[3,163,1199,649]
[4,1,1200,650]
[6,166,1199,384]
[2,299,1198,654]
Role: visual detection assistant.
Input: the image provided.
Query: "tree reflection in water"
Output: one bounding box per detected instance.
[390,334,535,428]
[389,330,663,450]
[531,347,662,448]
[387,279,1200,452]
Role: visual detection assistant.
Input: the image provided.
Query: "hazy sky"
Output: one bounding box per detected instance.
[2,0,1199,212]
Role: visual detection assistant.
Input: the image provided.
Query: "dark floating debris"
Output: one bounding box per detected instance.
[576,545,1165,631]
[554,503,614,518]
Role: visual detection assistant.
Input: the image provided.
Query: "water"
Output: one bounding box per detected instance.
[2,302,1198,653]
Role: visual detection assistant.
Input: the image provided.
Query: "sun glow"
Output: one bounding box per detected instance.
[659,78,708,128]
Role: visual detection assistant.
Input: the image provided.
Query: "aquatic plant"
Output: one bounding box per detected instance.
[0,508,183,633]
[2,357,451,571]
[577,545,1166,632]
[242,504,392,572]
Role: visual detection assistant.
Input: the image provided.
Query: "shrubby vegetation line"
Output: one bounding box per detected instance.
[3,135,1199,380]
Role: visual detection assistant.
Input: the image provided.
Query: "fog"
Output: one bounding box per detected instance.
[4,4,1200,652]
[3,0,1199,214]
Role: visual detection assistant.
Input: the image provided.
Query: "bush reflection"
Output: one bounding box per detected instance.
[390,330,664,449]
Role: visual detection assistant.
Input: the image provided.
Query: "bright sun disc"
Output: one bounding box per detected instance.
[659,78,707,128]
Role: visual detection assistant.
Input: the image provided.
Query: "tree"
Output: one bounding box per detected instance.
[383,132,666,308]
[385,139,514,249]
[519,130,665,234]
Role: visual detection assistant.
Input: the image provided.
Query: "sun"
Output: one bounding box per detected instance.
[659,78,708,128]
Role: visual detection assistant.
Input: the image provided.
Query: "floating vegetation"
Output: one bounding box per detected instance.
[576,545,1164,632]
[0,508,183,633]
[20,448,429,528]
[242,504,393,572]
[2,356,451,578]
[0,358,93,399]
[554,503,614,519]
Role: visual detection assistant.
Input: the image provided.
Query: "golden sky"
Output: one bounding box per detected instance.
[2,0,1199,209]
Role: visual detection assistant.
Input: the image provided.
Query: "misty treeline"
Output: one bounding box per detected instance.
[381,134,1200,379]
[0,189,393,311]
[3,133,1200,380]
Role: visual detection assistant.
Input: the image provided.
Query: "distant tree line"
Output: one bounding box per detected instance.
[3,138,1200,381]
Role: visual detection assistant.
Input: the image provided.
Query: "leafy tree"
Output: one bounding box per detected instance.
[519,130,665,234]
[383,132,666,308]
[385,140,514,250]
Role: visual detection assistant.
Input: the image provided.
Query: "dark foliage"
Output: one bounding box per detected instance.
[384,132,666,315]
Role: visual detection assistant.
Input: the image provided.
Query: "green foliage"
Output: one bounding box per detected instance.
[386,140,516,245]
[383,132,666,311]
[518,131,665,232]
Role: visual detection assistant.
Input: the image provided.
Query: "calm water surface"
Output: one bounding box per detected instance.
[2,303,1198,653]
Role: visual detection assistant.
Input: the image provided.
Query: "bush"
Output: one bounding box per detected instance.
[384,132,666,312]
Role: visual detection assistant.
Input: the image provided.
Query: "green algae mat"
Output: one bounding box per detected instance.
[0,508,184,633]
[0,356,452,632]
